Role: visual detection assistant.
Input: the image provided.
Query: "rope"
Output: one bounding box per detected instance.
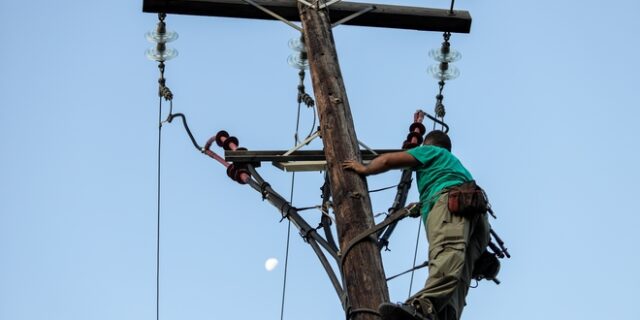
[407,219,422,299]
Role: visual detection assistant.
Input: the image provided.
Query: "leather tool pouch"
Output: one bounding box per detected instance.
[447,181,488,217]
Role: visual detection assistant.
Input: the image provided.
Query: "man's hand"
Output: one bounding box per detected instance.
[342,152,417,176]
[342,160,368,175]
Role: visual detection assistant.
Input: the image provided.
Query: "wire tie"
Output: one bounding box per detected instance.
[260,182,271,200]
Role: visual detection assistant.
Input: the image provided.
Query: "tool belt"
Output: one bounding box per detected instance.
[447,180,489,217]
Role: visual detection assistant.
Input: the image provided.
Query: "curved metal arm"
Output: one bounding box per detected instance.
[425,113,450,133]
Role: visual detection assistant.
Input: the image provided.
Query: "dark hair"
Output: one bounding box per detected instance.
[423,130,452,151]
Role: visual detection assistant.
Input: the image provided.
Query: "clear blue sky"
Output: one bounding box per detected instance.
[1,1,639,319]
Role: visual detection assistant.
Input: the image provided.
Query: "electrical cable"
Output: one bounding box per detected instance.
[280,78,308,319]
[279,174,294,320]
[156,96,163,320]
[369,184,399,193]
[407,218,422,299]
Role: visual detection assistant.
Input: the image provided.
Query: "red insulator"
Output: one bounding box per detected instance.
[235,168,251,185]
[216,130,230,147]
[223,136,239,151]
[409,122,426,135]
[226,164,237,180]
[402,140,418,150]
[407,131,424,145]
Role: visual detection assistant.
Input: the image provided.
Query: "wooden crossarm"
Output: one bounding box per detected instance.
[143,0,471,33]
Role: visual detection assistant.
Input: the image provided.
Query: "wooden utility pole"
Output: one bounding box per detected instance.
[297,4,387,319]
[143,1,472,318]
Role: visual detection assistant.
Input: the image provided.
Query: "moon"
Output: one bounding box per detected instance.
[265,258,279,271]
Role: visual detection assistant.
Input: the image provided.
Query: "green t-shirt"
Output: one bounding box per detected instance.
[406,145,473,221]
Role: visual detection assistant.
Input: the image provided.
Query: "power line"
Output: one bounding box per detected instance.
[156,96,163,320]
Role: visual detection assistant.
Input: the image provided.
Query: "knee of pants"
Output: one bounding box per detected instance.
[430,246,467,286]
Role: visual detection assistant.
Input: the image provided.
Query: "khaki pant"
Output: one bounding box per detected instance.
[407,193,490,320]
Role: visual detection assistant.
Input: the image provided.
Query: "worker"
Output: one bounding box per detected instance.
[342,130,491,320]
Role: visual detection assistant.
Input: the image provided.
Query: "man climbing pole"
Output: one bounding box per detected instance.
[342,130,491,320]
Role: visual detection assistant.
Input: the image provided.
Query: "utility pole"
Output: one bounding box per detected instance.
[143,1,472,318]
[297,4,387,319]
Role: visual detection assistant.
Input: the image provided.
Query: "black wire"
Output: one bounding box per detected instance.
[294,101,302,144]
[369,184,399,193]
[386,260,429,281]
[407,219,422,299]
[156,96,162,320]
[305,106,317,140]
[167,113,202,151]
[280,172,295,320]
[281,99,304,320]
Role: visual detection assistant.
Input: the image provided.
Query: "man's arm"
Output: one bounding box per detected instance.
[342,151,419,176]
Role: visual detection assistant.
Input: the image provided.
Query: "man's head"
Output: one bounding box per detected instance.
[423,130,451,151]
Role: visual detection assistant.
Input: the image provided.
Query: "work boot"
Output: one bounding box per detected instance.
[378,302,431,320]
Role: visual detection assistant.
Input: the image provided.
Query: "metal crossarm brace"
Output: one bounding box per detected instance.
[143,0,472,33]
[225,149,404,163]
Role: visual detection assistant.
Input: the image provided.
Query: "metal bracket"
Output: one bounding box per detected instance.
[331,5,376,28]
[318,0,342,9]
[357,139,378,156]
[297,0,316,9]
[283,130,321,156]
[241,0,303,31]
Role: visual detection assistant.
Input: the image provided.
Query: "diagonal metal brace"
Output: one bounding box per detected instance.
[241,0,303,31]
[332,5,375,28]
[318,0,342,10]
